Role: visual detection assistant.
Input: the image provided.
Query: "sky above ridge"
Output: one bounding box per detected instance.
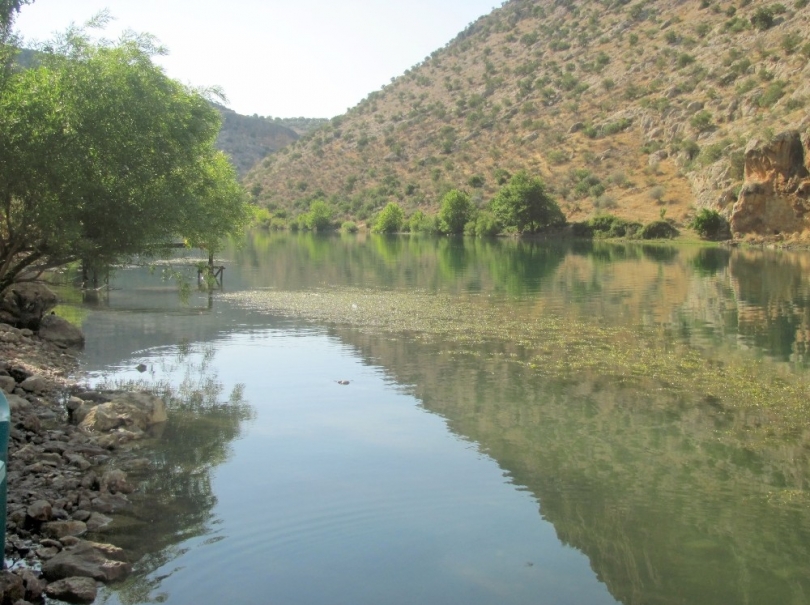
[15,0,498,118]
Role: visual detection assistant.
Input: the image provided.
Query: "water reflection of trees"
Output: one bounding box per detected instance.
[230,231,568,296]
[227,232,810,365]
[331,327,810,605]
[96,345,253,605]
[87,233,810,603]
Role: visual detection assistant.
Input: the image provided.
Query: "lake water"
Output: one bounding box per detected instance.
[61,232,810,605]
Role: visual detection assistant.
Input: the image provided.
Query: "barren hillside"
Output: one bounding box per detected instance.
[245,0,810,228]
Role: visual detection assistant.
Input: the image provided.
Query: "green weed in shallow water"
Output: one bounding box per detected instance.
[223,287,810,446]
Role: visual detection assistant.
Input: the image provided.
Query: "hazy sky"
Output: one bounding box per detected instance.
[15,0,497,118]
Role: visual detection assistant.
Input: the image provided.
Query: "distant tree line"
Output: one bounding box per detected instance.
[253,166,686,241]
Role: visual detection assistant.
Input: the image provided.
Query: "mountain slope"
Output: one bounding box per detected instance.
[245,0,810,227]
[214,106,300,176]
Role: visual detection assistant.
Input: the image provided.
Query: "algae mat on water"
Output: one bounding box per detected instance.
[224,287,810,450]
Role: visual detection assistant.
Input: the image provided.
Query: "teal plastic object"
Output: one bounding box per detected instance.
[0,391,8,565]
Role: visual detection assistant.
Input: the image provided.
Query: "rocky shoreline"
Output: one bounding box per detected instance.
[0,322,163,604]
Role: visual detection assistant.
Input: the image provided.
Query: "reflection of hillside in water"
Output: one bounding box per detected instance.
[69,235,806,364]
[68,233,810,604]
[728,249,810,363]
[69,234,810,371]
[328,327,810,605]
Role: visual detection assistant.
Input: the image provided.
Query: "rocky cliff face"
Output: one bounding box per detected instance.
[730,131,810,235]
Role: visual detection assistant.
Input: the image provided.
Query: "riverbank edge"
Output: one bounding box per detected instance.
[0,321,149,604]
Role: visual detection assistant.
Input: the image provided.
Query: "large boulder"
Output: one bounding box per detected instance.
[78,392,167,436]
[42,520,88,539]
[0,282,58,329]
[730,131,810,234]
[44,576,98,604]
[0,571,25,603]
[41,540,131,583]
[38,313,85,348]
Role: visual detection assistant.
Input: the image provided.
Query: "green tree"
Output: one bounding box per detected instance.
[751,6,775,30]
[0,0,32,80]
[0,0,29,29]
[0,24,248,293]
[690,208,728,239]
[438,189,474,234]
[303,200,333,231]
[490,171,565,233]
[373,202,404,233]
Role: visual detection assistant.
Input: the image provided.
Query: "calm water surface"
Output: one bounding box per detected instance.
[60,233,810,605]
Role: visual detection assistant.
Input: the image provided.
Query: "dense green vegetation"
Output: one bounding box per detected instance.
[490,171,565,234]
[438,189,474,234]
[690,207,729,239]
[253,173,683,241]
[0,8,248,293]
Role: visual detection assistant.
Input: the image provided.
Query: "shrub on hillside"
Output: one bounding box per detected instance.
[303,200,334,231]
[251,206,273,229]
[751,7,775,30]
[473,211,501,237]
[373,202,405,233]
[409,211,440,234]
[690,208,729,239]
[641,220,679,239]
[580,214,644,238]
[490,171,565,234]
[439,189,475,234]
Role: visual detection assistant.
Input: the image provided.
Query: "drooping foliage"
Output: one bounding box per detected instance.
[0,23,248,292]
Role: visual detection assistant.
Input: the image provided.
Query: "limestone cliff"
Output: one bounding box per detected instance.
[730,131,810,235]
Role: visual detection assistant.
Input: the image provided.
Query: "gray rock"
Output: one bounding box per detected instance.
[75,391,110,404]
[40,538,63,550]
[12,444,40,463]
[686,100,705,114]
[26,500,52,522]
[70,510,92,523]
[19,375,52,394]
[44,576,98,603]
[59,536,81,548]
[41,520,87,539]
[0,329,21,343]
[42,540,131,583]
[79,392,167,435]
[6,393,31,414]
[119,458,151,471]
[64,453,91,471]
[0,375,16,393]
[85,512,113,532]
[89,493,131,514]
[38,452,63,466]
[0,283,58,329]
[100,469,132,494]
[15,567,46,601]
[21,413,41,433]
[0,571,25,603]
[36,545,60,559]
[38,314,85,349]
